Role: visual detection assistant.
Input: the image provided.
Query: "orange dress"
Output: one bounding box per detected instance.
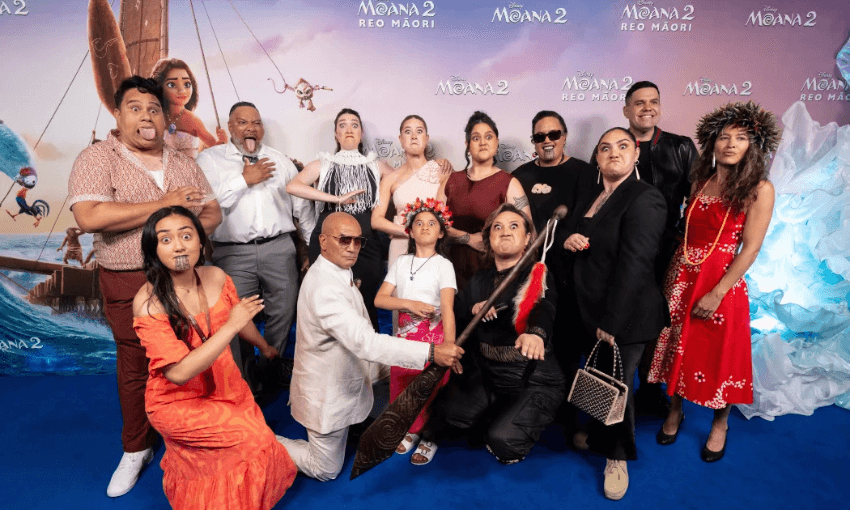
[134,277,296,510]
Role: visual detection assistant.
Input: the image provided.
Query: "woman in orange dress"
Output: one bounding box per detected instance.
[132,206,296,509]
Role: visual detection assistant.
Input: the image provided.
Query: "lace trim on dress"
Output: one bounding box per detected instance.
[317,150,380,215]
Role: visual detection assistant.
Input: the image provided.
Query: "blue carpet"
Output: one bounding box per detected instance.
[2,374,847,509]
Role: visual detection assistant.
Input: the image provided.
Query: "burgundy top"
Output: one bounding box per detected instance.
[444,170,512,289]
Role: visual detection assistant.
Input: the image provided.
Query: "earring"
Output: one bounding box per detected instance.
[596,166,601,185]
[712,153,716,169]
[634,162,641,181]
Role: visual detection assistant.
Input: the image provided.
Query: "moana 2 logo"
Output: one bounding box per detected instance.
[497,144,533,164]
[684,78,753,96]
[0,0,28,15]
[620,1,694,32]
[491,3,568,24]
[365,138,436,163]
[358,1,436,28]
[436,76,509,96]
[561,72,633,102]
[800,73,850,102]
[746,6,816,27]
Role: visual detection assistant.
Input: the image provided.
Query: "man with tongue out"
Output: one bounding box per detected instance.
[197,101,315,399]
[68,76,222,498]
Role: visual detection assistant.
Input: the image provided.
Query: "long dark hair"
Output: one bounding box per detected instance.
[405,210,450,258]
[690,128,767,211]
[150,58,200,114]
[464,110,499,169]
[334,107,366,154]
[141,206,207,347]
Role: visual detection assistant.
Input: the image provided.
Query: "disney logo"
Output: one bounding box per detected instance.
[576,71,594,78]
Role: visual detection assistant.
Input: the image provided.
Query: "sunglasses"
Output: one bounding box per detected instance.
[328,234,368,248]
[531,130,563,144]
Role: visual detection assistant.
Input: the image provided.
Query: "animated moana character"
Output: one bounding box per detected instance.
[151,58,226,158]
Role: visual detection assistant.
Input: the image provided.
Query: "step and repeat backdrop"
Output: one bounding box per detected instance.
[0,0,848,418]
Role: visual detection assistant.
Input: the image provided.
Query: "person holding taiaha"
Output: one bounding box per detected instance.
[560,127,667,500]
[68,76,222,498]
[278,212,463,482]
[132,207,295,510]
[649,101,778,463]
[419,204,565,466]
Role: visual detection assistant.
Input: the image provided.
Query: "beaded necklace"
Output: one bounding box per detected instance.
[683,174,730,266]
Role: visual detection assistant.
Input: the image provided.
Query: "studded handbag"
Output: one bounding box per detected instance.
[567,339,628,425]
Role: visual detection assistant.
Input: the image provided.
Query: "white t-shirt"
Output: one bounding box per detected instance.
[385,253,457,307]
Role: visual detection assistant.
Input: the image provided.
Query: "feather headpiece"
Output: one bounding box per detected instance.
[695,101,781,154]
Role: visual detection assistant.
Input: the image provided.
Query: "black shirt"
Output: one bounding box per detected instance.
[512,157,595,234]
[638,140,653,187]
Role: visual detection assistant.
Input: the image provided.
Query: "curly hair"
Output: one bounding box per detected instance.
[150,58,200,113]
[692,101,780,211]
[463,111,499,169]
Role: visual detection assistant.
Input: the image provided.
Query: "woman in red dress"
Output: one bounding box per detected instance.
[133,206,296,509]
[649,102,780,462]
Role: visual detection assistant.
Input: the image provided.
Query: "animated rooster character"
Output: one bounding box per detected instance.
[5,167,50,227]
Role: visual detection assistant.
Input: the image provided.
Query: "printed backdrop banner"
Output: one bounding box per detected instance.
[0,1,848,418]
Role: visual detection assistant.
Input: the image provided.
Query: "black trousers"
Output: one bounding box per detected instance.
[429,355,565,463]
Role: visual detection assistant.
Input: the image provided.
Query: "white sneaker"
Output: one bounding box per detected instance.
[603,459,628,500]
[106,448,154,497]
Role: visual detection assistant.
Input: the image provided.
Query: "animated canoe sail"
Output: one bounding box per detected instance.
[89,0,168,111]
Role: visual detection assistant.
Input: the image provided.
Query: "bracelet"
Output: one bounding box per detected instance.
[428,343,435,364]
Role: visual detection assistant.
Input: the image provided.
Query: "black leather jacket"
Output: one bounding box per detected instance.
[647,127,698,244]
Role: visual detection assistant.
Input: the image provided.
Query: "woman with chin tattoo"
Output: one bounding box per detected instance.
[132,206,296,510]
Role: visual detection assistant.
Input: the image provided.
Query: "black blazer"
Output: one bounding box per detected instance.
[556,175,668,345]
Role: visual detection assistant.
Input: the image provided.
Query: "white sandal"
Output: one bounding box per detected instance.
[396,433,420,454]
[411,440,437,465]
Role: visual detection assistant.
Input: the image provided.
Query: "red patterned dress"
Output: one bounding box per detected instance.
[648,191,753,409]
[134,277,296,510]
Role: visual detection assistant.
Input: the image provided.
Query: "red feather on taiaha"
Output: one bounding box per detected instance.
[513,262,547,334]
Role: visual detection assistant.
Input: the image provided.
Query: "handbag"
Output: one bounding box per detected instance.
[567,339,628,425]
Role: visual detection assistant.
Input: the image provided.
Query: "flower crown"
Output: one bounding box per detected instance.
[401,198,453,234]
[695,100,781,154]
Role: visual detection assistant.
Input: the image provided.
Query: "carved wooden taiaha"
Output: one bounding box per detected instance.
[350,205,567,479]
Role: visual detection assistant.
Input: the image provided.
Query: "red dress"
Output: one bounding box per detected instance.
[648,192,753,409]
[134,277,296,510]
[445,170,512,288]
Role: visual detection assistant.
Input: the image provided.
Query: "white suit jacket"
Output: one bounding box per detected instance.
[290,255,429,434]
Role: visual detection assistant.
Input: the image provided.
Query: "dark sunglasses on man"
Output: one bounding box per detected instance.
[328,234,368,248]
[531,130,563,144]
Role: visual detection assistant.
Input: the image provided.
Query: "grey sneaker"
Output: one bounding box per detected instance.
[603,459,628,500]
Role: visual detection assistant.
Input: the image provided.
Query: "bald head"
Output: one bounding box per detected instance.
[319,212,363,269]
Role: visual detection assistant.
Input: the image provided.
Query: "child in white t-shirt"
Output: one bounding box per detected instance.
[375,198,457,465]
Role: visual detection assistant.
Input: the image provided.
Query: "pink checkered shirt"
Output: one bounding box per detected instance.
[68,131,213,270]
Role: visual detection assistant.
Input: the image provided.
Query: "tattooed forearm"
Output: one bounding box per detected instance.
[513,194,530,210]
[450,233,471,245]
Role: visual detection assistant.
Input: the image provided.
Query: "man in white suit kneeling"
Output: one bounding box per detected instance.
[278,212,464,481]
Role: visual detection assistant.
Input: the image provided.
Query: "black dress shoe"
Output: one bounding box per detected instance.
[656,414,685,445]
[701,434,727,462]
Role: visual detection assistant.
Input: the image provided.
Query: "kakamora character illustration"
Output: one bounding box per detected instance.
[271,77,333,112]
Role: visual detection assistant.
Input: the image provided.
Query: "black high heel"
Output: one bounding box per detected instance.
[701,428,727,462]
[656,413,685,445]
